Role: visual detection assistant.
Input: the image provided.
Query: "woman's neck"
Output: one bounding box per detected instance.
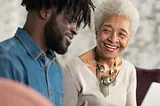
[94,47,121,70]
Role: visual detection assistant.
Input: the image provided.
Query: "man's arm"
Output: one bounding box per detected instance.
[0,55,25,82]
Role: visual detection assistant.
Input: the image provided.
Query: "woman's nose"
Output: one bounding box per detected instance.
[108,32,119,43]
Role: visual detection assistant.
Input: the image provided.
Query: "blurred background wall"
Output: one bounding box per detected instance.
[0,0,160,69]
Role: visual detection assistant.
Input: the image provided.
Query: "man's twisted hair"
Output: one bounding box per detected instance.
[21,0,95,28]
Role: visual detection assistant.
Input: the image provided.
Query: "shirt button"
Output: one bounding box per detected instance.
[49,91,53,96]
[47,54,53,59]
[40,53,45,58]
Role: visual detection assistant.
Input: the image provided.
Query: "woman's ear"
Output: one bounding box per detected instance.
[95,30,98,39]
[95,31,98,36]
[39,8,52,20]
[95,32,97,39]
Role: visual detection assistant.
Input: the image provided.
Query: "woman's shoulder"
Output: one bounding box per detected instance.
[120,59,136,82]
[120,58,136,77]
[66,49,95,68]
[122,58,135,70]
[65,57,84,70]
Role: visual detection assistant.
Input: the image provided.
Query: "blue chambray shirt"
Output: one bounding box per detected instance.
[0,28,64,106]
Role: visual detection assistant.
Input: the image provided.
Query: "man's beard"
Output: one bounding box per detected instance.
[44,20,68,54]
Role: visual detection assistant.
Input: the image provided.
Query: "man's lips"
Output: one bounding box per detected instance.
[65,33,74,46]
[66,33,74,40]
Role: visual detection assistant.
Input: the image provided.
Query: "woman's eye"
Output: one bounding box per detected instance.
[103,30,111,34]
[119,33,126,37]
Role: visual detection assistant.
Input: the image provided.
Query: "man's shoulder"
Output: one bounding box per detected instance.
[0,46,5,56]
[0,37,25,64]
[0,45,15,69]
[0,37,17,52]
[0,44,14,63]
[0,37,24,55]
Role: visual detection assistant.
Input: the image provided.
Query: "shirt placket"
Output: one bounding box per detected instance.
[44,56,53,101]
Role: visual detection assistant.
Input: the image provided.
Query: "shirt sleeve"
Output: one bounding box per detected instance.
[63,65,79,106]
[0,55,26,82]
[126,67,137,106]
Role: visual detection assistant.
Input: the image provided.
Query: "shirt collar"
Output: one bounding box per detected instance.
[15,27,56,60]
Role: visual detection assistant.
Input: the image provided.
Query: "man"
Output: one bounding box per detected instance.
[0,0,95,106]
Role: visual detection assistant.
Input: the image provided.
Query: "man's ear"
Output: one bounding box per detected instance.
[39,8,52,20]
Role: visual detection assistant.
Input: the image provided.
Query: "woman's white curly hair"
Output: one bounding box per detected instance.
[94,0,139,36]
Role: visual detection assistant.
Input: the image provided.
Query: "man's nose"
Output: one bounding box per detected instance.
[70,23,78,35]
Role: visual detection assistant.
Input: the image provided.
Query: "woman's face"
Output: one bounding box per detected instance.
[96,15,131,60]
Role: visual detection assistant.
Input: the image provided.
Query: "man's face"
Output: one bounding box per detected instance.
[44,10,78,54]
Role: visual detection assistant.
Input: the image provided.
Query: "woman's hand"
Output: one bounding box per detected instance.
[82,101,88,106]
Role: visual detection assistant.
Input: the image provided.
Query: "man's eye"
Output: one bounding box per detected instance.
[68,18,77,24]
[68,18,72,23]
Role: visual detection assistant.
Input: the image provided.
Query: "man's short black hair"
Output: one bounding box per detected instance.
[21,0,95,28]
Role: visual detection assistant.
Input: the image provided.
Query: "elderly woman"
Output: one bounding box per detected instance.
[63,0,139,106]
